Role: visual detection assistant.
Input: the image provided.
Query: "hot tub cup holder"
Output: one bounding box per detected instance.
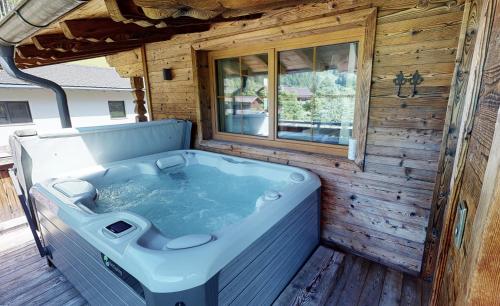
[256,190,281,211]
[263,190,281,201]
[290,172,305,182]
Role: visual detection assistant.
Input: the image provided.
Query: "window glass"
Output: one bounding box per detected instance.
[108,101,126,118]
[0,102,32,124]
[0,103,9,124]
[215,54,269,136]
[277,48,314,142]
[277,42,358,145]
[7,102,32,123]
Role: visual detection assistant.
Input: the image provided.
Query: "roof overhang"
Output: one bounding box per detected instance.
[1,0,327,69]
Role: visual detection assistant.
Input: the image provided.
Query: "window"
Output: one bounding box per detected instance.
[277,42,358,145]
[207,19,375,163]
[0,101,33,124]
[215,54,269,136]
[108,101,126,118]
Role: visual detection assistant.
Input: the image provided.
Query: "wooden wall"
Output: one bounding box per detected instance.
[142,0,465,274]
[0,166,23,223]
[434,0,499,303]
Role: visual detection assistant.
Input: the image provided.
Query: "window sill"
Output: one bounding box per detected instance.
[198,139,362,172]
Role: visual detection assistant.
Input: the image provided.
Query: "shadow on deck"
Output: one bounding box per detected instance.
[0,226,430,306]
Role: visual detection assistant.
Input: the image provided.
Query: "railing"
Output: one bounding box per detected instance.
[0,0,21,20]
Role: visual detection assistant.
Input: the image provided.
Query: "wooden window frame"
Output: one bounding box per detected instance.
[205,10,376,168]
[0,101,33,125]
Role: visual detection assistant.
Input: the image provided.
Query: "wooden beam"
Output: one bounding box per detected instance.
[105,0,156,27]
[130,76,148,122]
[133,0,325,18]
[106,48,144,78]
[19,22,211,61]
[465,109,500,304]
[60,18,211,43]
[16,43,143,60]
[140,45,154,121]
[420,0,475,280]
[32,33,81,52]
[430,0,497,303]
[15,43,140,69]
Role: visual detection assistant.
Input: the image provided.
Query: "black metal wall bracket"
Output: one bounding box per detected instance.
[393,71,407,97]
[409,70,423,97]
[393,70,424,98]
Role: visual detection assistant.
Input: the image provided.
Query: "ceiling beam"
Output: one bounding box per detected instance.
[16,42,143,61]
[15,49,131,69]
[59,18,211,44]
[133,0,327,18]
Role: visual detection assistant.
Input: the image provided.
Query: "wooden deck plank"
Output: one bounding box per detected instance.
[16,274,75,306]
[0,226,36,253]
[326,254,356,305]
[357,263,386,306]
[379,269,404,306]
[400,274,422,306]
[335,256,371,306]
[274,246,345,306]
[0,257,48,288]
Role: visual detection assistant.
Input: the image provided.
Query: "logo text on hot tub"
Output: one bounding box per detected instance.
[102,254,123,277]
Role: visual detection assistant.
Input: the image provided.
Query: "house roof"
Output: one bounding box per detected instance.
[0,64,131,91]
[280,86,313,99]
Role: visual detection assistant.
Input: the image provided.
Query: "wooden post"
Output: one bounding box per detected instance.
[421,1,474,280]
[465,109,500,305]
[430,0,498,303]
[130,76,148,122]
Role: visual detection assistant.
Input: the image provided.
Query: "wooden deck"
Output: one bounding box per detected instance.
[276,246,431,306]
[0,226,87,306]
[0,227,430,306]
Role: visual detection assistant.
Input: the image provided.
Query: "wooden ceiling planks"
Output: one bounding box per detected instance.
[15,0,286,68]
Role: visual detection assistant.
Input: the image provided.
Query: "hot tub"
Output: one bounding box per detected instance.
[12,121,320,306]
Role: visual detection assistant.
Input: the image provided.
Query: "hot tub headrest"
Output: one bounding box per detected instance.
[10,119,192,196]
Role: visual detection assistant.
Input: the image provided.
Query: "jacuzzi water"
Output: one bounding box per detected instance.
[93,164,289,238]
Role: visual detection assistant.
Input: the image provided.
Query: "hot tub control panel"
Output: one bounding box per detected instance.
[103,221,135,238]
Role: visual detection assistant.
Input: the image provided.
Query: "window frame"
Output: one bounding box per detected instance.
[209,30,366,156]
[0,101,33,125]
[204,11,376,167]
[108,100,127,119]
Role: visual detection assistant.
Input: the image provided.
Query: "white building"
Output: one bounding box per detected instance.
[0,64,139,147]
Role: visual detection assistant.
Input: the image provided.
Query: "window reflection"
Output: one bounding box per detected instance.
[277,42,358,145]
[215,54,269,136]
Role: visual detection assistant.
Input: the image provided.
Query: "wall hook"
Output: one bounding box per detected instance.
[409,70,423,97]
[393,71,406,97]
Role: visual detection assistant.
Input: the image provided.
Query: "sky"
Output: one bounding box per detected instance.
[66,57,110,68]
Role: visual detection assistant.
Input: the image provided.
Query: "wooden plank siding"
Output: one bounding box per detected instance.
[141,1,465,274]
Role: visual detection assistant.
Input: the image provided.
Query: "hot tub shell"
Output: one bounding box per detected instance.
[10,120,320,306]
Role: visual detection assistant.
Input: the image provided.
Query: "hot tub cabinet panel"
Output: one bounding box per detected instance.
[30,150,320,306]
